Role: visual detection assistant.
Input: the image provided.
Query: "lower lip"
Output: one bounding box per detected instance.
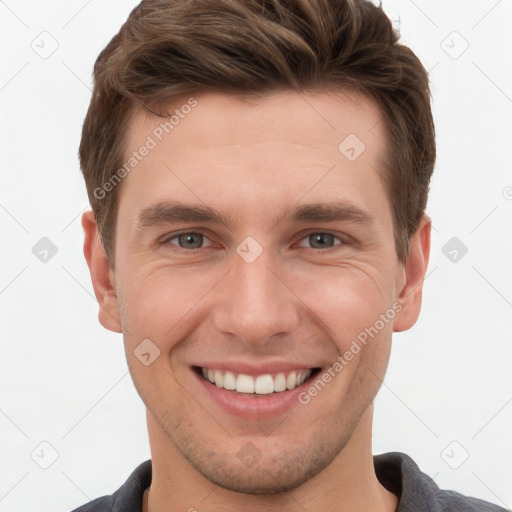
[193,370,316,420]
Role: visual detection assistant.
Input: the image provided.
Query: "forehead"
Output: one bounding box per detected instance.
[119,90,390,225]
[128,89,385,157]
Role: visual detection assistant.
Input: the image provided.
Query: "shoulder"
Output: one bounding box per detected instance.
[69,460,152,512]
[435,489,508,512]
[374,452,509,512]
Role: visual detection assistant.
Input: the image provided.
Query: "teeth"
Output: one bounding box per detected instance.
[286,372,297,390]
[223,371,236,390]
[255,375,274,394]
[236,374,254,393]
[274,372,287,392]
[200,368,312,394]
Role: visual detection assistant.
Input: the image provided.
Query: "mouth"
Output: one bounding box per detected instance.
[193,366,322,396]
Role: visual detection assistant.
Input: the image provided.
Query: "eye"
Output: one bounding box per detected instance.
[163,232,213,250]
[297,232,344,250]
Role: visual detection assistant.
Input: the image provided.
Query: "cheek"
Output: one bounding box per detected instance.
[290,262,397,348]
[117,265,225,345]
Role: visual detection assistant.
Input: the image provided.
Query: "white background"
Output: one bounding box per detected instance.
[1,1,511,510]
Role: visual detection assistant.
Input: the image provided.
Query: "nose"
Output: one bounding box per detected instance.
[212,243,300,346]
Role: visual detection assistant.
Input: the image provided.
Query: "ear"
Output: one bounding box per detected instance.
[82,210,122,333]
[393,215,431,332]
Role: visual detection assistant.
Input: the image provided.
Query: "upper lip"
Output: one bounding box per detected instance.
[193,361,321,376]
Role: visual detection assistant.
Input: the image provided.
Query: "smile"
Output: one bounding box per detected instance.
[197,367,319,395]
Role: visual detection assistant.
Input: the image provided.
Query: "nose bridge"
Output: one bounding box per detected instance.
[213,242,300,345]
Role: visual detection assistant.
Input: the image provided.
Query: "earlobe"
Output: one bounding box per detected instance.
[82,211,123,333]
[393,215,431,333]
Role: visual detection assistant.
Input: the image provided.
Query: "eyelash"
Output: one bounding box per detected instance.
[159,230,350,253]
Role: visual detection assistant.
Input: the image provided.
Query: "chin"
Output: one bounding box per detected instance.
[193,454,328,495]
[174,427,350,496]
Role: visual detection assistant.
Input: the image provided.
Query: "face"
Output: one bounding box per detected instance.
[84,90,430,494]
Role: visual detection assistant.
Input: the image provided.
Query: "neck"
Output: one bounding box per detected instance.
[143,406,398,512]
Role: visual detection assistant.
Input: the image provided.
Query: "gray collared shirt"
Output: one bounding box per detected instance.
[70,452,509,511]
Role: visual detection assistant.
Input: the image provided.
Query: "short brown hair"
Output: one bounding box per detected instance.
[79,0,435,266]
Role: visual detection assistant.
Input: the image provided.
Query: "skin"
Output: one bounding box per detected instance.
[83,90,430,511]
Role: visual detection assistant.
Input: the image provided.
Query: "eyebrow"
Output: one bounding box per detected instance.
[136,200,375,231]
[286,201,374,226]
[137,202,236,230]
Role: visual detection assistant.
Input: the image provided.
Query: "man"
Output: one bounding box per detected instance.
[73,0,507,510]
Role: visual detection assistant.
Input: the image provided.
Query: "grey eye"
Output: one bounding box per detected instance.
[170,232,207,249]
[304,233,339,249]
